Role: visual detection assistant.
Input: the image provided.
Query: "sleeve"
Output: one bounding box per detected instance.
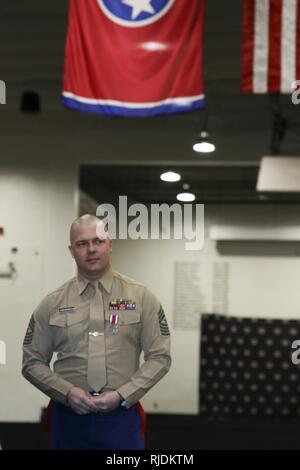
[117,287,171,408]
[22,296,74,405]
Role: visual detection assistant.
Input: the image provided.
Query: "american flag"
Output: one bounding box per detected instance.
[241,0,300,93]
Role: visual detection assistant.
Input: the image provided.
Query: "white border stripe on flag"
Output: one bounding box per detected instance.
[281,0,297,93]
[253,0,270,93]
[62,92,204,109]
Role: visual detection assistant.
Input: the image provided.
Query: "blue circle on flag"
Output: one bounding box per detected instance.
[98,0,175,27]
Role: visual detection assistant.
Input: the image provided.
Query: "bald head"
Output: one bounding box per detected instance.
[69,214,112,280]
[70,214,107,244]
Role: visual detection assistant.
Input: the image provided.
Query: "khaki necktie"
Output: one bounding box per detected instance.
[87,282,107,392]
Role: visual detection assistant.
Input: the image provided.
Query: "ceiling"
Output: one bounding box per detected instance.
[80,163,300,205]
[80,163,259,205]
[1,0,300,204]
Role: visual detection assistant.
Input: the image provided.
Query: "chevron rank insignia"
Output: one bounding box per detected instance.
[23,315,35,345]
[158,305,170,336]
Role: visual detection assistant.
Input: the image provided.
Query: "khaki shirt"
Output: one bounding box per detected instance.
[22,268,171,408]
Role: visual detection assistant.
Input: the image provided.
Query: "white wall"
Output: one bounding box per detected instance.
[0,159,78,422]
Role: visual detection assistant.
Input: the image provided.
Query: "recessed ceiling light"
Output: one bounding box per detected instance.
[160,171,181,182]
[193,131,216,153]
[176,192,196,202]
[193,141,216,153]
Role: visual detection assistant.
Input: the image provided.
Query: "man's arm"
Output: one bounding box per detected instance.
[22,296,77,406]
[116,287,171,408]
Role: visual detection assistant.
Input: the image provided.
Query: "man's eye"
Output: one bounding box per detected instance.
[77,242,86,247]
[95,238,103,245]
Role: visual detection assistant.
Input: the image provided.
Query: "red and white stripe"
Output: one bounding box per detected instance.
[242,0,300,93]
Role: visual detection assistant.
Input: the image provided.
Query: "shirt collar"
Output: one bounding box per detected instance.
[98,266,114,294]
[76,274,89,296]
[76,266,114,296]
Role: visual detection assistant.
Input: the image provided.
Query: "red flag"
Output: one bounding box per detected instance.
[241,0,300,93]
[62,0,205,117]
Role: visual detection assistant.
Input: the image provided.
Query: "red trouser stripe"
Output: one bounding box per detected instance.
[136,402,147,438]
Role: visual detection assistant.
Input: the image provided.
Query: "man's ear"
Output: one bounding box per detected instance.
[68,245,74,258]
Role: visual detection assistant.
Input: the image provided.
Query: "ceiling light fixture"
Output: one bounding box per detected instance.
[160,171,181,182]
[193,131,215,154]
[176,192,196,202]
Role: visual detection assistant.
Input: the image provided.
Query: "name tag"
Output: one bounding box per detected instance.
[59,306,76,314]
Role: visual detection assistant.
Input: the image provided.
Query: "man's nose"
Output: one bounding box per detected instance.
[87,241,96,251]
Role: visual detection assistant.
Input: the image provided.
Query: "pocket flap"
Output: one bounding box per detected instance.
[49,313,67,327]
[105,311,141,325]
[67,310,85,326]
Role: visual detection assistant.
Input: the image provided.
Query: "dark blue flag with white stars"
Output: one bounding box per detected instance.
[199,314,300,420]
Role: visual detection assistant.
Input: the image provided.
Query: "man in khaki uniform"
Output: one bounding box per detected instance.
[22,214,171,450]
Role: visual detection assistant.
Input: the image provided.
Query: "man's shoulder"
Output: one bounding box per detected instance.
[46,276,77,306]
[113,271,146,290]
[46,277,77,300]
[34,277,77,316]
[113,271,161,315]
[113,271,159,305]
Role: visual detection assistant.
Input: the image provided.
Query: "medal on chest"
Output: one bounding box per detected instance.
[109,299,136,311]
[109,313,119,335]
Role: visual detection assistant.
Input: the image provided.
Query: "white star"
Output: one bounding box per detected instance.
[122,0,155,20]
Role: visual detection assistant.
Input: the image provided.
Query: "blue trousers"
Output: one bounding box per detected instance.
[49,401,145,450]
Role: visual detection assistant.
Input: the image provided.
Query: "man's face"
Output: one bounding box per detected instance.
[69,220,112,280]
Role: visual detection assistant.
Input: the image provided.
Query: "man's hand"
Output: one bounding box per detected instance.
[67,387,99,415]
[91,391,122,413]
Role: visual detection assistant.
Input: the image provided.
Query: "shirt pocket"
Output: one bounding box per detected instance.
[49,313,68,352]
[66,309,88,347]
[104,310,141,349]
[49,309,87,352]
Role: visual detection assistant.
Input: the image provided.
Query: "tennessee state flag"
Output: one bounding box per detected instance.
[62,0,205,117]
